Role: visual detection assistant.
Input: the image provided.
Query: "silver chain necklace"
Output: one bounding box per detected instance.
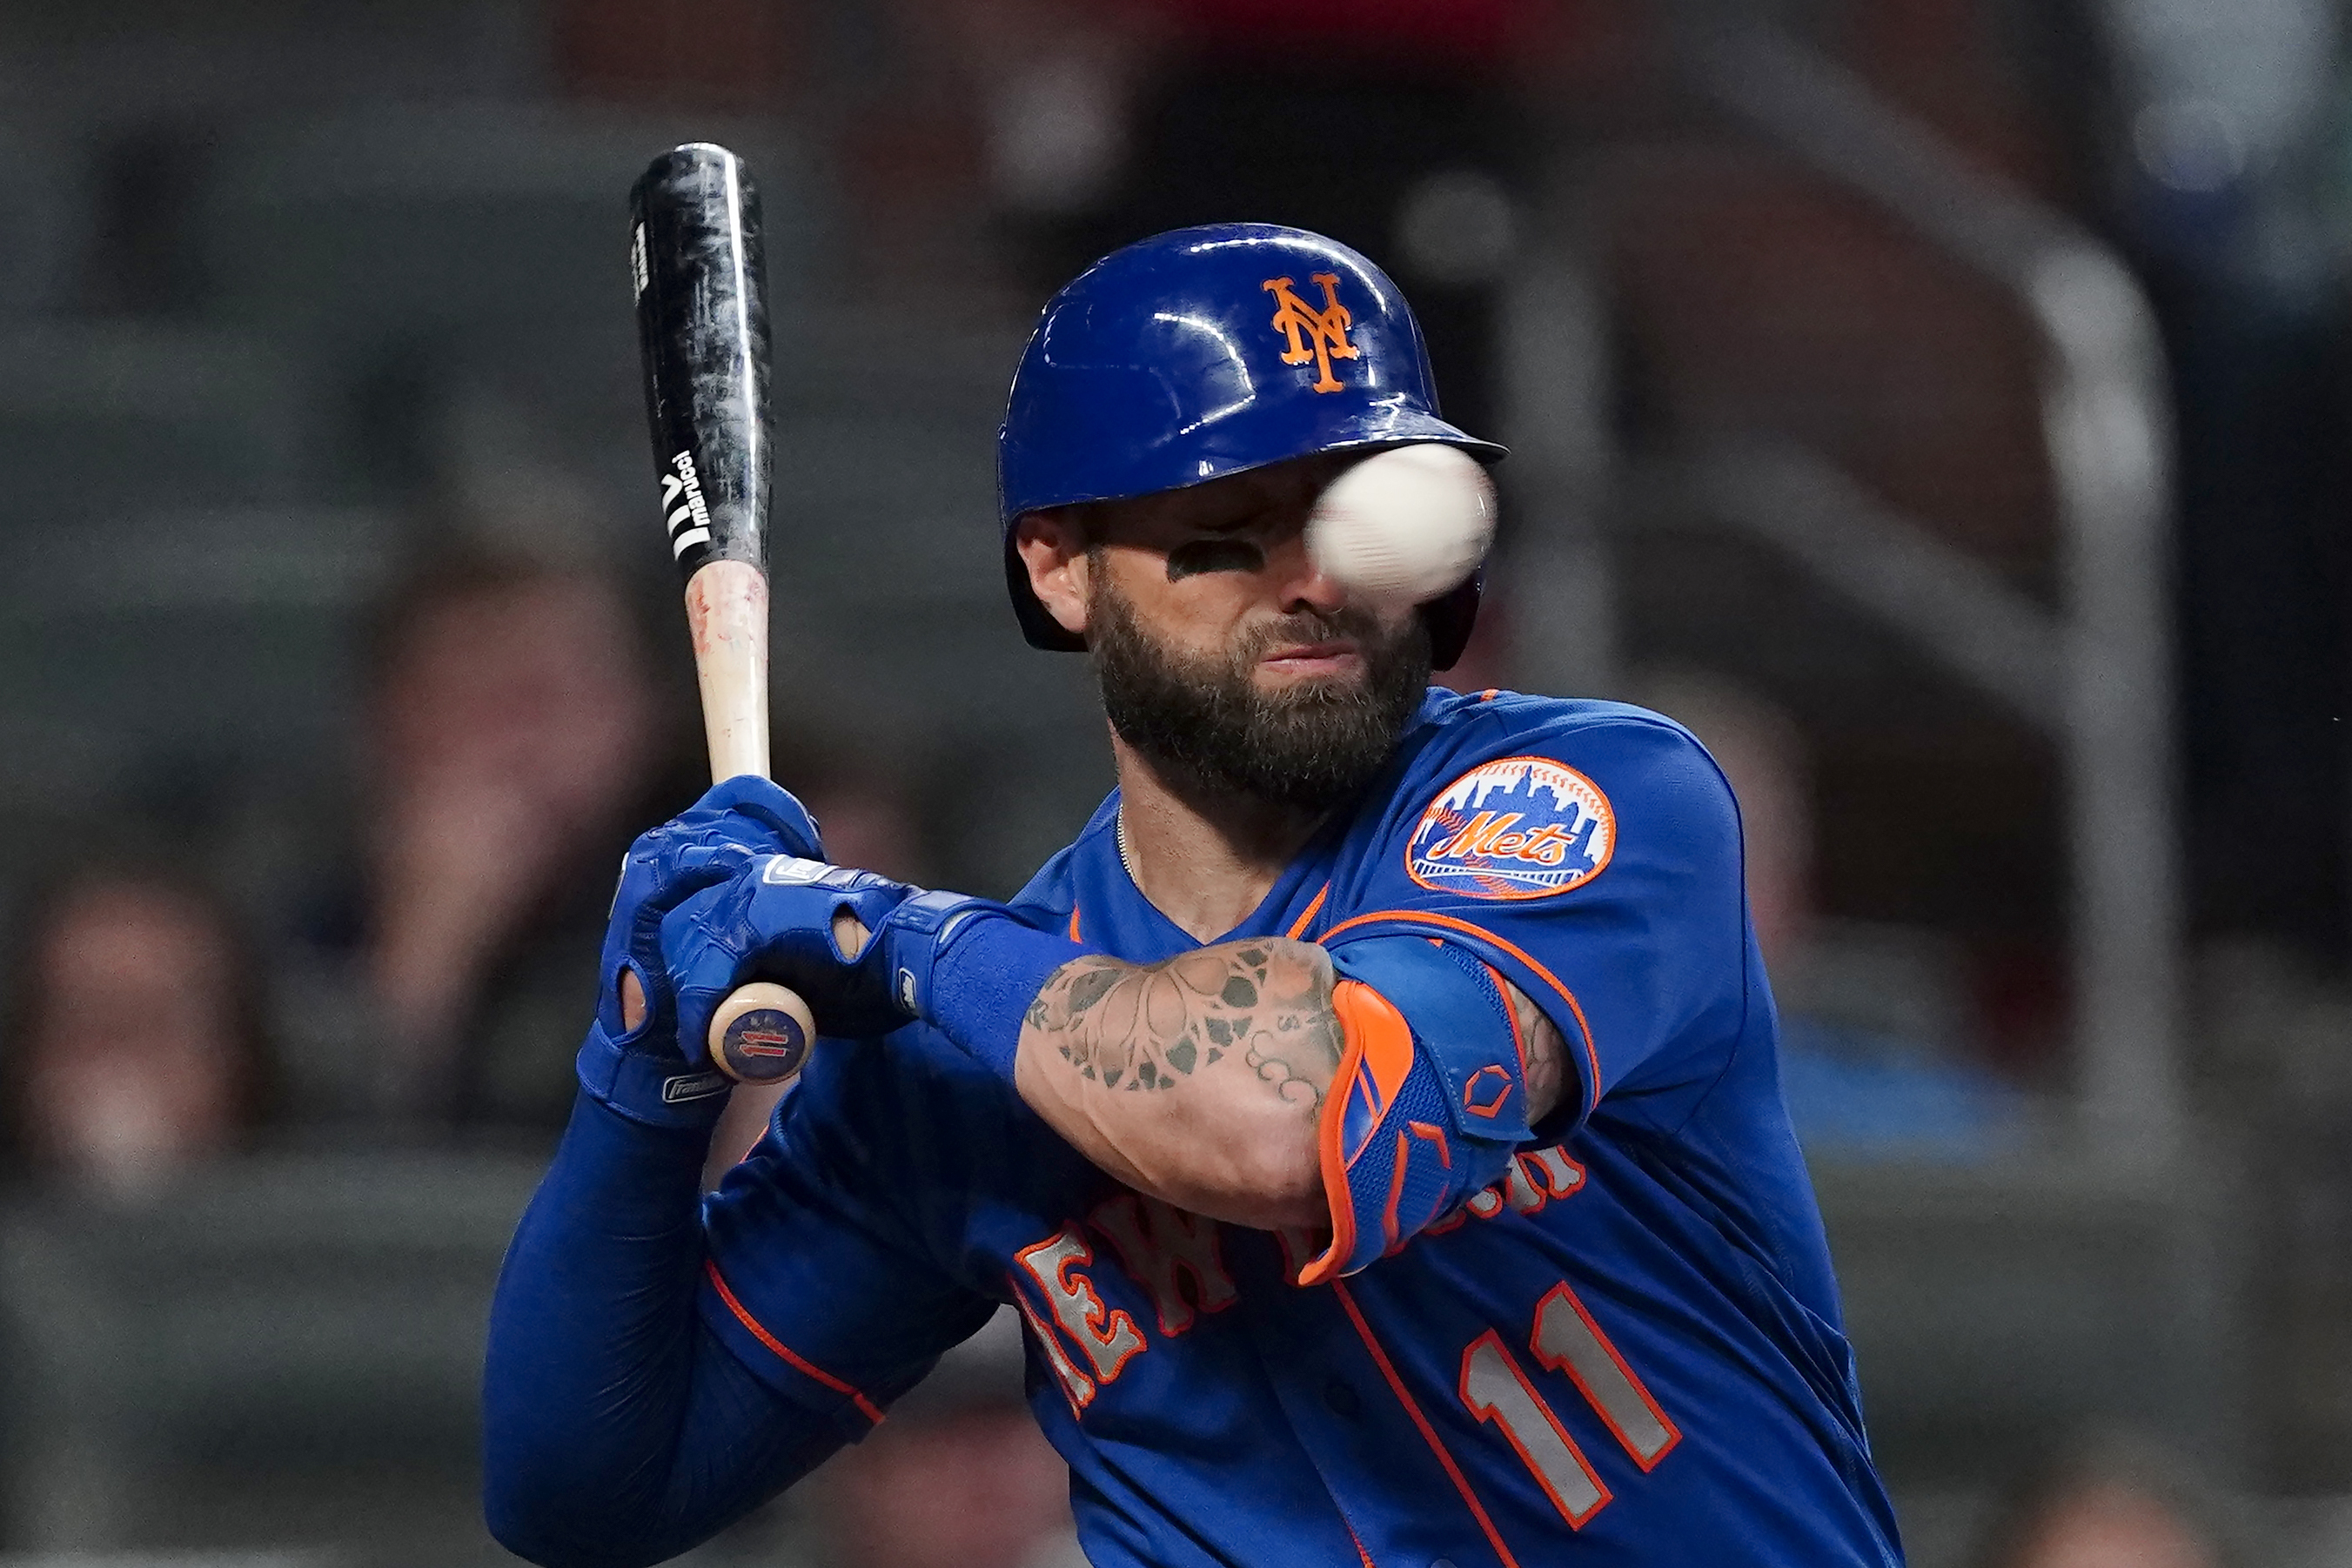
[1116,807,1140,886]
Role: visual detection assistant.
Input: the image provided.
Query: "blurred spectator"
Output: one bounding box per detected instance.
[293,547,699,1132]
[1971,1433,2239,1568]
[801,769,936,887]
[818,1310,1078,1568]
[1638,669,2022,1157]
[3,861,274,1195]
[1636,671,1814,968]
[552,0,805,111]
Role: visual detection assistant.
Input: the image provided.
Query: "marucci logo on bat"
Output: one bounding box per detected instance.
[660,451,713,558]
[631,222,649,298]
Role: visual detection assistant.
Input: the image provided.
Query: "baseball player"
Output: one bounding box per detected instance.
[484,224,1905,1567]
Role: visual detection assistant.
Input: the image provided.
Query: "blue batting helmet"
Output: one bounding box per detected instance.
[997,224,1504,668]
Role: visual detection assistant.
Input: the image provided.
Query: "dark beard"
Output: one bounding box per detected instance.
[1089,566,1431,815]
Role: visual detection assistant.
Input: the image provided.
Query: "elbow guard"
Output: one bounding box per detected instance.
[1297,936,1533,1285]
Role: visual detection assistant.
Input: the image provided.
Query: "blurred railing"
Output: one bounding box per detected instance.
[1517,3,2184,1156]
[0,1152,542,1563]
[1498,12,2221,1502]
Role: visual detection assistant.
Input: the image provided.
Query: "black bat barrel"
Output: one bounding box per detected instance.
[630,144,772,585]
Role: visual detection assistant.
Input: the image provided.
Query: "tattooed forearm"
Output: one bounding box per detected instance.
[1013,940,1569,1230]
[1023,940,1344,1116]
[1013,939,1341,1227]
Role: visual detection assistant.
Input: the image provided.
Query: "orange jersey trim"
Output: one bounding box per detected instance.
[1322,909,1603,1120]
[1285,882,1331,940]
[1334,1279,1521,1568]
[704,1259,884,1424]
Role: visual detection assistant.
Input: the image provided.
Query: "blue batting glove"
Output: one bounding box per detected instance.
[577,777,824,1129]
[660,856,920,1055]
[660,856,1022,1055]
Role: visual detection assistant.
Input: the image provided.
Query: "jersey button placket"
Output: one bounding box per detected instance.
[1230,1243,1406,1562]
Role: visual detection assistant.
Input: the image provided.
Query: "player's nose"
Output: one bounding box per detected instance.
[1267,530,1348,617]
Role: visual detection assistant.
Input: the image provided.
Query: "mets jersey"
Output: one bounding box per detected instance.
[696,689,1905,1566]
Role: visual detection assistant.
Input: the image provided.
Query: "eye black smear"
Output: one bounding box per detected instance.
[1167,539,1265,580]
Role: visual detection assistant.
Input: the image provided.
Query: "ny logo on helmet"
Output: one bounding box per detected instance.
[1262,273,1360,393]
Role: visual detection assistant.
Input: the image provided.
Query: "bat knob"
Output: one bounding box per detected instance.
[709,983,816,1083]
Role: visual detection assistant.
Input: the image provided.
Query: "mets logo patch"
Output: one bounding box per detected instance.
[1405,756,1615,901]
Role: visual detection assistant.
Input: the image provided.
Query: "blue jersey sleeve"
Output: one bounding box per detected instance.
[485,1035,1003,1566]
[1328,706,1752,1133]
[485,1095,857,1568]
[696,1029,1000,1420]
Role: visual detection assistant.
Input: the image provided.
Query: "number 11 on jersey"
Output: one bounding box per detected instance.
[1458,1282,1681,1530]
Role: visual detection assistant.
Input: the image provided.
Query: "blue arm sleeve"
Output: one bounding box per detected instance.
[483,1092,861,1568]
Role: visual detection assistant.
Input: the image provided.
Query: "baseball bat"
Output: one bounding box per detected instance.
[628,143,814,1086]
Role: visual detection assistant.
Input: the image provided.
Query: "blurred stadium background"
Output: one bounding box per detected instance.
[0,0,2349,1564]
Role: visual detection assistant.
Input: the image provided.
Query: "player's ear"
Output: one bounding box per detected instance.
[1015,508,1091,639]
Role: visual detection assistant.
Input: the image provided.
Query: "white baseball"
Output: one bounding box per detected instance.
[1306,444,1497,604]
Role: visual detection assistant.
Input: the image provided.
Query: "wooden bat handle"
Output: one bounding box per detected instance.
[687,560,770,781]
[680,560,812,1082]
